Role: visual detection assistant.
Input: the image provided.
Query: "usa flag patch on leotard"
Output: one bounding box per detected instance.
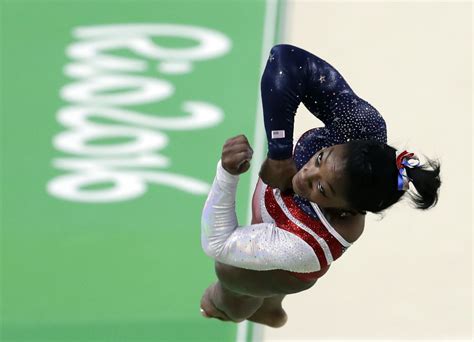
[271,130,285,139]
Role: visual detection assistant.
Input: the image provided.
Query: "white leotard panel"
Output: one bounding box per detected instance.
[201,160,321,273]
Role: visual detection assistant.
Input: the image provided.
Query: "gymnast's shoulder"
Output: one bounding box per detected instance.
[324,209,365,244]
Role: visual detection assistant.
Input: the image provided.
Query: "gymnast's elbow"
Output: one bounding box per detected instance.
[201,237,214,259]
[270,43,294,55]
[201,236,225,261]
[200,219,219,259]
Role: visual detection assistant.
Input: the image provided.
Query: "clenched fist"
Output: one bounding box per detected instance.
[221,135,253,175]
[259,157,297,192]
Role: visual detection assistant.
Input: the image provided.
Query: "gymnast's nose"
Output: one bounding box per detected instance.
[302,165,319,186]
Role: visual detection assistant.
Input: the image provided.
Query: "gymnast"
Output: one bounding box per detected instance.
[200,44,441,327]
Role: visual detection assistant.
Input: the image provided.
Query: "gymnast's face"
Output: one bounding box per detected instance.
[292,144,351,210]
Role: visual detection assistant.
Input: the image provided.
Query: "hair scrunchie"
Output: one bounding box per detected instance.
[396,150,421,191]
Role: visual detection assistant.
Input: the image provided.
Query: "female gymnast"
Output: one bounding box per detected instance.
[200,44,441,327]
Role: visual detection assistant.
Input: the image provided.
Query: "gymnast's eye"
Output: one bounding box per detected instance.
[318,182,325,195]
[316,152,323,165]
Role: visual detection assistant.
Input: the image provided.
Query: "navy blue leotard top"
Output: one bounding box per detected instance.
[261,44,388,218]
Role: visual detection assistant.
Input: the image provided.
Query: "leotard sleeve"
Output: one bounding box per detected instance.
[262,44,387,160]
[201,160,321,273]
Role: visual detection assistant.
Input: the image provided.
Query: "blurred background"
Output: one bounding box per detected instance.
[1,0,471,341]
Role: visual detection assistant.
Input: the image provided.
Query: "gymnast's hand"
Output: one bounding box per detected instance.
[221,135,253,175]
[259,158,297,192]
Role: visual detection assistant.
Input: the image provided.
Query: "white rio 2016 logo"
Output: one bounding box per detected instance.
[47,24,231,203]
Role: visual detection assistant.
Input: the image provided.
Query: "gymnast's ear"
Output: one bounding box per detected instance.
[405,156,442,210]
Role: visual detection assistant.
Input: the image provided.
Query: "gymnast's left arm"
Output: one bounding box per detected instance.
[201,135,320,273]
[201,158,320,273]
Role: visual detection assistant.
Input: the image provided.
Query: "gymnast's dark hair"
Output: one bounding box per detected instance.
[342,140,441,214]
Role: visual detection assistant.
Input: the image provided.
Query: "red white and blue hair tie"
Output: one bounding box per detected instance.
[396,150,421,191]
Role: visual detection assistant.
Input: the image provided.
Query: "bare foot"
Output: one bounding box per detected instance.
[200,282,232,321]
[247,295,288,328]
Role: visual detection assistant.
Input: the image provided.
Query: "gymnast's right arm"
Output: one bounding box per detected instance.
[261,44,357,160]
[260,44,386,189]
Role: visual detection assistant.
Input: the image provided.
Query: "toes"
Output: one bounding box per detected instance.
[200,284,232,321]
[269,309,288,328]
[200,307,210,318]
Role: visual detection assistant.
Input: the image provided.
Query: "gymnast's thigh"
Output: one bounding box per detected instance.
[214,261,317,298]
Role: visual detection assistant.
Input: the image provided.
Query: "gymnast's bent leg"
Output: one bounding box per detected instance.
[200,261,317,325]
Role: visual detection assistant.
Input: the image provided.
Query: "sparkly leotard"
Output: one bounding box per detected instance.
[201,44,387,282]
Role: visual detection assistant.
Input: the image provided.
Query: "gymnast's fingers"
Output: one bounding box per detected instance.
[224,135,251,149]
